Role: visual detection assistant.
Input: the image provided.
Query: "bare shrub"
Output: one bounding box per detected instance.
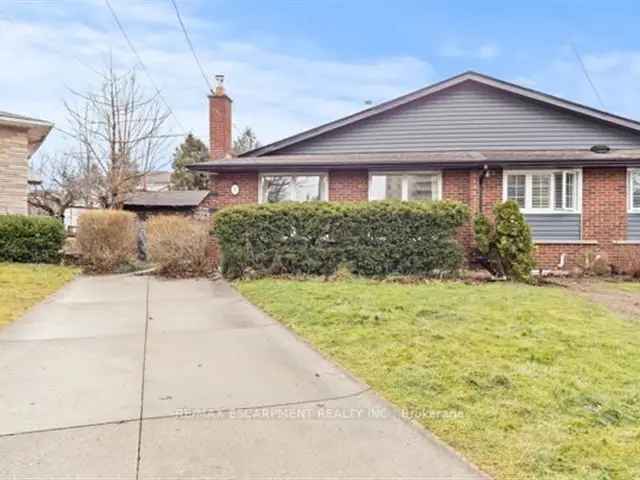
[146,215,211,278]
[77,210,138,273]
[618,249,640,278]
[575,250,611,276]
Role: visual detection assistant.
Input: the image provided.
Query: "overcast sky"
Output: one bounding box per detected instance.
[2,0,640,167]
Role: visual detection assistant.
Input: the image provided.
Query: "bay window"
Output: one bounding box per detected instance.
[503,170,581,213]
[259,173,328,203]
[630,169,640,212]
[369,172,442,201]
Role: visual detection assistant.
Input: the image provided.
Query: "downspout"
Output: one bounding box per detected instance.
[478,164,490,214]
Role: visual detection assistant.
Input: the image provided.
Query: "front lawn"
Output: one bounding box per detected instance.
[0,263,78,327]
[238,279,640,480]
[602,281,640,294]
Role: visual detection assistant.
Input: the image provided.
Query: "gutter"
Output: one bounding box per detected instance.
[478,164,490,214]
[188,158,640,173]
[0,116,54,129]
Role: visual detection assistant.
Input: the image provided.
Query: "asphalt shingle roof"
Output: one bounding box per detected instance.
[123,190,210,207]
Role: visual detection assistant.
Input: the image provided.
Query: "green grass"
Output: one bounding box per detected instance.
[238,279,640,480]
[0,263,79,327]
[601,281,640,294]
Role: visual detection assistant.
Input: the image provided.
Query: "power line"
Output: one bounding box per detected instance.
[169,0,213,93]
[571,42,606,110]
[104,0,188,133]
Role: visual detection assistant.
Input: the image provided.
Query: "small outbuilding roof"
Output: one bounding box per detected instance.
[123,190,211,208]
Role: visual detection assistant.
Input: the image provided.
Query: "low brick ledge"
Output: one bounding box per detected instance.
[534,240,599,245]
[612,240,640,245]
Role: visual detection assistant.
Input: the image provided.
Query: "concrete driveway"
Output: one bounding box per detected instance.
[0,275,486,479]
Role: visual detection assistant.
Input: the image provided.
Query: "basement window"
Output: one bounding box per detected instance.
[503,170,581,213]
[259,173,328,203]
[369,172,442,201]
[630,169,640,212]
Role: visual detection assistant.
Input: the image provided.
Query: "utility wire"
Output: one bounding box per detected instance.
[169,0,213,92]
[104,0,188,133]
[571,42,606,110]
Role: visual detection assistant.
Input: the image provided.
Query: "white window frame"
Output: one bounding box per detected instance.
[258,172,329,204]
[629,168,640,213]
[368,171,442,201]
[502,169,582,214]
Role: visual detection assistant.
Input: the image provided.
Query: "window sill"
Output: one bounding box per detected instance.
[612,240,640,245]
[522,211,581,215]
[534,240,598,245]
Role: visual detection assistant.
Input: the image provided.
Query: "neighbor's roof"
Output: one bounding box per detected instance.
[142,171,172,184]
[0,110,54,157]
[123,190,211,207]
[0,110,53,126]
[241,71,640,158]
[189,149,640,172]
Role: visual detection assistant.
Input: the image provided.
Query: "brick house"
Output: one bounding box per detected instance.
[190,72,640,271]
[0,111,53,215]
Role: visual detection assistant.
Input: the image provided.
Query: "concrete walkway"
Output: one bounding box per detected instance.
[0,275,486,479]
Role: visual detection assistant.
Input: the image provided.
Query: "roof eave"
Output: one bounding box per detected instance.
[190,159,640,173]
[124,203,198,208]
[0,117,54,157]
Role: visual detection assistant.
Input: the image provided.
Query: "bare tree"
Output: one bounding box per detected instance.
[28,154,84,219]
[64,62,170,208]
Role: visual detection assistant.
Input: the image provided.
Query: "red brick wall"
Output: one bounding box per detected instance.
[442,171,469,203]
[211,172,259,209]
[443,171,474,250]
[534,168,639,271]
[209,94,232,159]
[212,171,368,207]
[582,168,627,241]
[329,171,368,201]
[534,244,593,269]
[442,167,638,271]
[442,169,502,214]
[208,167,639,273]
[442,169,503,253]
[480,170,503,215]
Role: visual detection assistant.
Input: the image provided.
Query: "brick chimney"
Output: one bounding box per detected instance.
[209,74,232,159]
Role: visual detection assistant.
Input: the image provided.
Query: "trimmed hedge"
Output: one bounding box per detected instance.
[0,215,65,264]
[213,201,469,279]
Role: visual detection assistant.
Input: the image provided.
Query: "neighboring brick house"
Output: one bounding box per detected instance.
[0,111,53,215]
[190,72,640,271]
